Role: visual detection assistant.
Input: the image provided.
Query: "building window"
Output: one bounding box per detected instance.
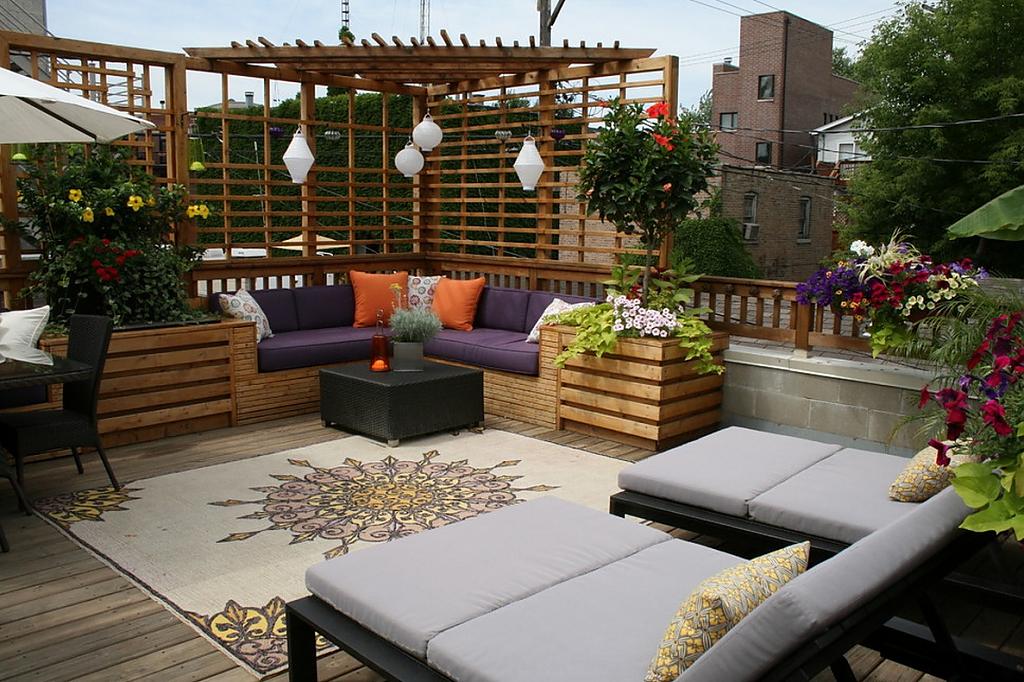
[719,112,738,131]
[743,192,758,224]
[838,142,855,161]
[758,74,775,99]
[755,141,772,164]
[798,196,812,240]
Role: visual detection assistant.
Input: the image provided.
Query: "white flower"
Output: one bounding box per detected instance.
[850,240,875,257]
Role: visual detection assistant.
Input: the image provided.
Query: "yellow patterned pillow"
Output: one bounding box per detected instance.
[888,443,978,503]
[645,541,810,682]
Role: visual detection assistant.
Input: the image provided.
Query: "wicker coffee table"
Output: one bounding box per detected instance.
[320,361,484,446]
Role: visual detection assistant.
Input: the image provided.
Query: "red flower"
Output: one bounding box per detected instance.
[927,438,953,467]
[652,133,674,151]
[101,238,110,246]
[918,385,932,409]
[115,254,126,266]
[646,101,671,119]
[967,340,990,371]
[982,399,1012,437]
[91,259,102,268]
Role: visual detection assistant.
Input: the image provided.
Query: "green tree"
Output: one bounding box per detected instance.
[831,47,856,79]
[845,0,1024,273]
[577,99,718,303]
[679,89,712,126]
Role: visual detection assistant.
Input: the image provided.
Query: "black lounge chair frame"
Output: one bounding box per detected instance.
[285,529,1013,682]
[610,490,1024,678]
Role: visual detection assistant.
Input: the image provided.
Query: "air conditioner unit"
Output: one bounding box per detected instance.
[742,223,760,241]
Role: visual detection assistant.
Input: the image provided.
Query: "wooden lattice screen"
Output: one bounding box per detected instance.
[0,31,679,305]
[424,56,678,265]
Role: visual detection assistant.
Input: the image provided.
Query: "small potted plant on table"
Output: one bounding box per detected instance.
[388,293,442,371]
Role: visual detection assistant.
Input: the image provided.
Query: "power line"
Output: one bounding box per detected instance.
[709,111,1024,136]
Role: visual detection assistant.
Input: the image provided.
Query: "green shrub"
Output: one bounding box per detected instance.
[671,217,760,279]
[389,307,442,343]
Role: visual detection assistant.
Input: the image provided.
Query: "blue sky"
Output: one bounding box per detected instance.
[47,0,897,108]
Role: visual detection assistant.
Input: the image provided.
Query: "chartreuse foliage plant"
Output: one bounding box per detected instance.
[547,260,722,376]
[16,146,210,325]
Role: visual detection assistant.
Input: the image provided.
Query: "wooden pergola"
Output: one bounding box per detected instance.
[183,32,654,89]
[0,29,678,304]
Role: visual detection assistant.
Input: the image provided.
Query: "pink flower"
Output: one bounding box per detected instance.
[662,182,672,192]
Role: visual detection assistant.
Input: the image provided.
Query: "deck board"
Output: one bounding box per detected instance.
[0,413,1018,681]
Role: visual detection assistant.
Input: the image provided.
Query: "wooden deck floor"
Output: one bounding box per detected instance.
[0,415,1021,681]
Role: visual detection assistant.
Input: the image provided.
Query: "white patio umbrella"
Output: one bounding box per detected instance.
[0,66,155,144]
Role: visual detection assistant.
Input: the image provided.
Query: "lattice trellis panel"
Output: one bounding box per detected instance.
[191,77,415,259]
[423,56,677,265]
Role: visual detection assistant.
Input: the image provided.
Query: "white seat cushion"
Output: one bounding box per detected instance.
[747,448,915,544]
[305,496,669,657]
[618,427,842,516]
[427,540,741,682]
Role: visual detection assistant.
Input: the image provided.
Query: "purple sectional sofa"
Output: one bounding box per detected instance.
[210,285,593,376]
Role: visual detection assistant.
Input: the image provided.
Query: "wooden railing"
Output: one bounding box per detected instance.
[5,254,869,354]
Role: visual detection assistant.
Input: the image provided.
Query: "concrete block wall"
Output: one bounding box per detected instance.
[721,344,934,456]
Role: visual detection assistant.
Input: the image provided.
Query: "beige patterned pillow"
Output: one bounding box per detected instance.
[219,289,273,342]
[645,542,810,682]
[889,443,978,503]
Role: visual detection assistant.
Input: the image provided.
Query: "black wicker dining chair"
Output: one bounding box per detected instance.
[0,315,119,499]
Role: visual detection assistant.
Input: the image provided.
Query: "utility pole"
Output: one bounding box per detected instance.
[538,0,567,46]
[420,0,430,42]
[538,0,551,46]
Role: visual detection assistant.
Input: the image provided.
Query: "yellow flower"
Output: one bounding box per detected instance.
[127,195,144,211]
[81,207,94,223]
[68,189,83,202]
[104,207,115,217]
[147,196,156,207]
[186,205,198,218]
[197,204,210,219]
[16,190,23,203]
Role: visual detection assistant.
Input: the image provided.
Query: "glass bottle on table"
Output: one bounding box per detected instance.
[370,308,390,372]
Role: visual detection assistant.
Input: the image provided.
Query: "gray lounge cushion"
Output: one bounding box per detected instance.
[305,496,668,658]
[427,540,741,682]
[618,426,842,516]
[684,487,969,681]
[747,448,914,544]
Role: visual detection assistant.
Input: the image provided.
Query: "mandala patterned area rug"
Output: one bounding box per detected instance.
[32,429,627,678]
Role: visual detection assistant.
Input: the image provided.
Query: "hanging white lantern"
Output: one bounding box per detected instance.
[395,140,425,177]
[513,134,545,191]
[283,129,315,184]
[412,112,443,152]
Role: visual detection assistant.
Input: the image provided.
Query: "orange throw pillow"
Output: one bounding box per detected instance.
[432,277,485,331]
[350,270,408,327]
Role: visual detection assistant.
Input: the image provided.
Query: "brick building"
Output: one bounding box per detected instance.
[718,165,835,280]
[712,11,858,169]
[709,11,857,279]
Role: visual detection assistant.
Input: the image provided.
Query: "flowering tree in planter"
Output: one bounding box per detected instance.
[577,99,718,304]
[15,147,211,326]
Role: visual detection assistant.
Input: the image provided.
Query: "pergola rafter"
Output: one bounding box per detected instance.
[183,37,655,85]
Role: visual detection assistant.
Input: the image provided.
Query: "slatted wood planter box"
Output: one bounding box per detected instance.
[550,326,729,451]
[39,320,247,447]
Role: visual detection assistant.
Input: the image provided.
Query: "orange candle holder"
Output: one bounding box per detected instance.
[370,333,390,372]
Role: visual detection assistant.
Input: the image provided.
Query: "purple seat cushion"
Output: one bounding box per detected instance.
[424,329,538,375]
[475,287,531,332]
[525,291,597,333]
[293,285,355,330]
[250,289,299,333]
[257,327,381,372]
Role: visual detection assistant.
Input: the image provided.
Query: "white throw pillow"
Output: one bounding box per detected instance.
[526,298,594,343]
[0,305,50,350]
[408,275,441,310]
[219,289,273,342]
